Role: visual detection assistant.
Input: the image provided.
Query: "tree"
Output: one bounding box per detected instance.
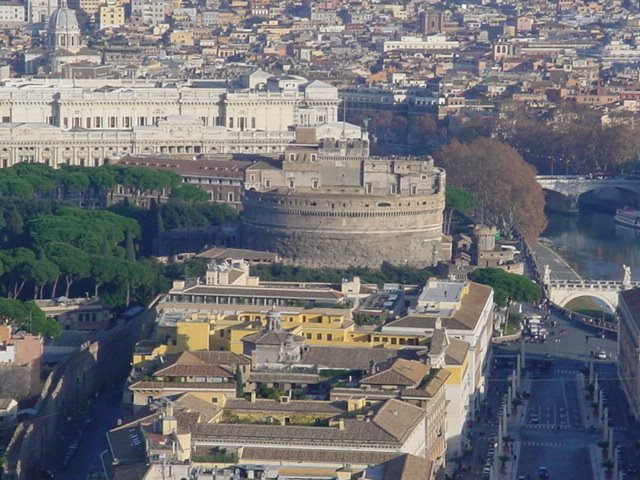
[170,184,210,202]
[444,186,475,235]
[28,208,140,257]
[125,230,136,262]
[45,243,90,298]
[31,255,60,299]
[0,298,59,337]
[114,166,181,200]
[0,248,38,298]
[58,169,90,203]
[469,268,541,307]
[89,255,118,297]
[0,177,34,198]
[433,138,547,241]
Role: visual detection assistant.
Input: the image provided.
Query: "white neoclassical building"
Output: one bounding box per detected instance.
[0,118,301,168]
[0,73,341,168]
[0,74,339,131]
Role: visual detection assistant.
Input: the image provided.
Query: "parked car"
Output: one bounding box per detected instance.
[594,349,607,360]
[538,466,549,479]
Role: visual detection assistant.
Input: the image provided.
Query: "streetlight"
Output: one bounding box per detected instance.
[100,449,110,478]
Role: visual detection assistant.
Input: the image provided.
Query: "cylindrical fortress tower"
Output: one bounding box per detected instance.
[242,165,446,268]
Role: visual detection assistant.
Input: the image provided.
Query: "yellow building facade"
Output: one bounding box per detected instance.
[155,307,428,355]
[99,1,125,29]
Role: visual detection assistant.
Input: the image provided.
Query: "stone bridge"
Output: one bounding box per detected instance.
[536,175,640,213]
[546,279,640,312]
[543,264,638,311]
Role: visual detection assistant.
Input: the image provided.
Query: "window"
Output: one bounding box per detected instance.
[289,153,296,162]
[109,116,117,128]
[227,192,234,202]
[138,116,146,126]
[312,179,319,189]
[265,179,271,188]
[310,154,317,162]
[251,117,256,128]
[95,117,102,128]
[228,117,234,128]
[288,179,295,189]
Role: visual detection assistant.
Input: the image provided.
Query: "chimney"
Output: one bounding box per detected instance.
[435,317,442,329]
[250,391,256,403]
[330,418,345,430]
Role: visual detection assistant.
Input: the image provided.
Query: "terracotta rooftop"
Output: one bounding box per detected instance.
[181,284,343,300]
[239,446,397,465]
[224,398,347,414]
[445,338,470,365]
[380,453,434,480]
[300,345,400,370]
[452,282,493,330]
[361,358,430,387]
[154,363,234,379]
[116,156,250,179]
[193,398,424,446]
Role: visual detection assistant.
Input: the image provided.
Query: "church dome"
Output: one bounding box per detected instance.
[48,1,79,32]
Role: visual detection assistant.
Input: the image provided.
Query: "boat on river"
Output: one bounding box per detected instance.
[615,207,640,229]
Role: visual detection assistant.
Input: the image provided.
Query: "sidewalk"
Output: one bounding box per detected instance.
[589,444,605,480]
[493,377,529,480]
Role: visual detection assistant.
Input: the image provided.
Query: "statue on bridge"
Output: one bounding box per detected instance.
[543,264,551,286]
[623,264,632,290]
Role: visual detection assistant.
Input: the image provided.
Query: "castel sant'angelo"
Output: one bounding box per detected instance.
[242,122,449,268]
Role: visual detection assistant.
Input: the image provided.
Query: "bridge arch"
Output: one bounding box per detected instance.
[548,289,618,313]
[537,176,640,212]
[576,185,640,204]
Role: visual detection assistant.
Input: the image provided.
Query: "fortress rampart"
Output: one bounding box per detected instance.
[242,167,446,267]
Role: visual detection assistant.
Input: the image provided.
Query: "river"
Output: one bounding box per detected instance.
[542,210,640,282]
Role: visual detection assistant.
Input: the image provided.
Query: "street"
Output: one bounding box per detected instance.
[516,357,598,480]
[458,299,639,480]
[530,240,583,282]
[49,386,124,480]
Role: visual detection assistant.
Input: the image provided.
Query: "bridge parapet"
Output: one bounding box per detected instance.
[549,280,640,290]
